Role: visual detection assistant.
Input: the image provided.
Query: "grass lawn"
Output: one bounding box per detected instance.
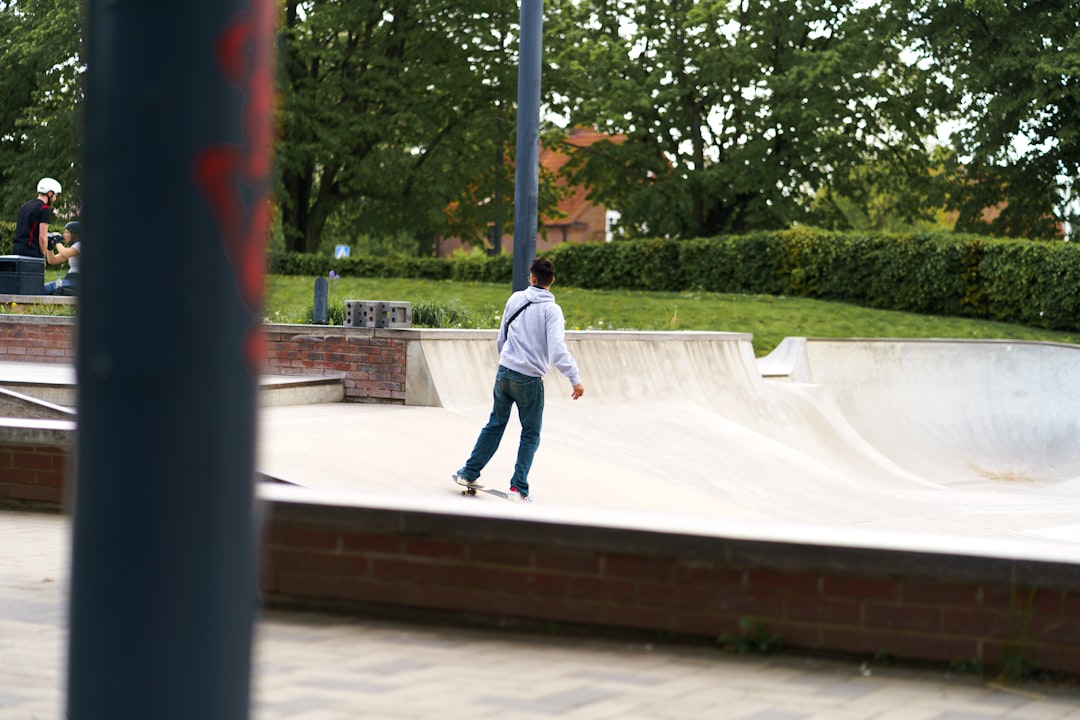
[265,275,1079,356]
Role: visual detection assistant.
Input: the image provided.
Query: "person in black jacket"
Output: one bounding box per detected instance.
[14,178,62,259]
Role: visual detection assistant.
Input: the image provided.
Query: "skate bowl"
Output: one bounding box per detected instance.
[257,331,1080,674]
[259,331,1080,541]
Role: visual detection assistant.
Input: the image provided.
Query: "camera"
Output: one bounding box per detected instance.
[47,232,63,250]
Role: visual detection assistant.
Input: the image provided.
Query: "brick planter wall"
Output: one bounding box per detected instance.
[0,318,411,404]
[260,325,408,403]
[0,420,72,509]
[260,489,1080,677]
[0,316,76,364]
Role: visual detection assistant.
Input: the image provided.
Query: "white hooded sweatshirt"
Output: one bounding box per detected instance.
[497,284,581,386]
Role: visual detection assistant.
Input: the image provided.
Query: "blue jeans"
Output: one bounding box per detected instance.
[44,273,78,296]
[458,366,544,496]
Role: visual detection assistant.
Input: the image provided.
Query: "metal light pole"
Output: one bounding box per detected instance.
[512,0,544,290]
[67,2,275,718]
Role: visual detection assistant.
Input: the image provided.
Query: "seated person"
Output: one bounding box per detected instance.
[44,221,81,296]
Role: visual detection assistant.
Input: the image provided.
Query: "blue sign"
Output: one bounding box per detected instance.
[334,245,351,259]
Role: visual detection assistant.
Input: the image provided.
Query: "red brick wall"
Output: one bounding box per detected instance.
[0,442,68,508]
[261,494,1080,676]
[0,318,410,404]
[260,326,408,403]
[0,317,75,364]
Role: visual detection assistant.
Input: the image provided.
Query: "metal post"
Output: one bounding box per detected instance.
[313,276,329,324]
[512,0,544,290]
[492,147,504,256]
[67,2,275,719]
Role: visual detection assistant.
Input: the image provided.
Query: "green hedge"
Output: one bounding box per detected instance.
[0,220,14,255]
[269,250,513,284]
[546,230,1079,332]
[269,229,1080,332]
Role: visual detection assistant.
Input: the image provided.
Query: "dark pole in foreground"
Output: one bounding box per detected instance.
[512,0,544,291]
[68,2,275,718]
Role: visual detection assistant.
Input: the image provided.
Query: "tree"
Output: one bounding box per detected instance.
[278,0,548,255]
[913,0,1080,240]
[0,0,84,220]
[805,147,955,232]
[544,0,948,239]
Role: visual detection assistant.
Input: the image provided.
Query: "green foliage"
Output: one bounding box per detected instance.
[276,0,558,254]
[949,657,986,677]
[2,0,1078,254]
[979,240,1080,331]
[915,0,1080,238]
[301,300,348,326]
[804,153,956,234]
[997,649,1040,684]
[0,0,83,221]
[546,231,1080,332]
[412,299,476,328]
[717,618,784,654]
[0,220,15,255]
[272,231,1080,333]
[0,300,75,316]
[264,274,1078,355]
[545,0,946,238]
[269,249,513,285]
[318,229,419,260]
[270,252,451,281]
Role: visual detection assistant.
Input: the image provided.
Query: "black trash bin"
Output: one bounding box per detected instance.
[0,255,46,295]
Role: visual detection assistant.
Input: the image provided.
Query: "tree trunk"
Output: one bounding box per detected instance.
[281,165,312,254]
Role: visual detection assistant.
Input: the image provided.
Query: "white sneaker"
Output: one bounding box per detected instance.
[508,488,533,503]
[452,473,477,488]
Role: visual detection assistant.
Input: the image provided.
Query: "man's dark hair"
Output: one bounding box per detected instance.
[530,257,554,286]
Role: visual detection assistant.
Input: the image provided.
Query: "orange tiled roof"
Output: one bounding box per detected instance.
[540,128,624,225]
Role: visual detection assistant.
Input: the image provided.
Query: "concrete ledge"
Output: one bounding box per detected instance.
[259,375,345,407]
[0,294,77,308]
[262,324,753,343]
[0,417,75,446]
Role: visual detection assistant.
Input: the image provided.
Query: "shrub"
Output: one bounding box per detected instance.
[0,220,15,255]
[268,230,1080,333]
[412,299,475,328]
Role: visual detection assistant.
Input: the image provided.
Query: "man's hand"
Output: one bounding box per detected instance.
[571,383,584,400]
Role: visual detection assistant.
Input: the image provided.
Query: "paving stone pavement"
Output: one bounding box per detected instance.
[2,510,1079,720]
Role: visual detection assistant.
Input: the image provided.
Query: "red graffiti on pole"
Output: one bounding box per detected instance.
[194,0,275,368]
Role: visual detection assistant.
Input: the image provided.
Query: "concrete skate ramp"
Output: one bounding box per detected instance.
[786,339,1080,487]
[259,331,1080,540]
[0,387,75,420]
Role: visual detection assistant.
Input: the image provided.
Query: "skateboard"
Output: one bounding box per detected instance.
[453,475,510,500]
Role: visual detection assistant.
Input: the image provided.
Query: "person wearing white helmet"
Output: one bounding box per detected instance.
[13,177,61,259]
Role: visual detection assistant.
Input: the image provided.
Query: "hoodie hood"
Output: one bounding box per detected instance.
[522,285,555,303]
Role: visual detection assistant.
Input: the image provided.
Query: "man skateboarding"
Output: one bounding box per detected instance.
[453,256,584,502]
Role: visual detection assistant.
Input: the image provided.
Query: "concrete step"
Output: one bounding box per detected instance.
[258,374,345,407]
[0,361,345,414]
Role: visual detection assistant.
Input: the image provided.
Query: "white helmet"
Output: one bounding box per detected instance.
[37,177,62,195]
